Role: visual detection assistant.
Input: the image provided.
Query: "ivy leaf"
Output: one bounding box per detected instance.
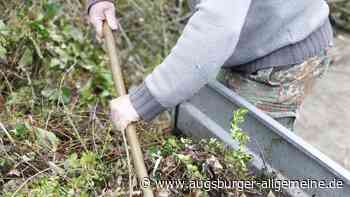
[29,20,49,39]
[18,49,33,67]
[41,88,57,99]
[60,87,71,104]
[176,154,191,163]
[79,78,95,102]
[0,45,6,60]
[6,87,32,105]
[44,3,62,20]
[49,58,61,68]
[0,20,9,36]
[41,87,71,104]
[100,89,111,98]
[11,123,28,139]
[36,128,60,150]
[52,47,70,68]
[63,25,83,42]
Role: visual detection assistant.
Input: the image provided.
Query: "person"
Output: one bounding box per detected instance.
[87,0,333,131]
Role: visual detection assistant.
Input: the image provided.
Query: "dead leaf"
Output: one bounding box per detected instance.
[189,190,202,197]
[204,155,223,177]
[158,189,170,197]
[267,190,276,197]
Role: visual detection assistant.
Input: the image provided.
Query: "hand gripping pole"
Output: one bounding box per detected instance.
[103,23,154,197]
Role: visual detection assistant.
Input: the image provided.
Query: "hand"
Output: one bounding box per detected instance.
[110,95,140,131]
[89,1,118,40]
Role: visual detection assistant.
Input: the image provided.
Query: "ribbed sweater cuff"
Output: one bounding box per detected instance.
[87,0,114,14]
[231,19,334,74]
[129,82,166,122]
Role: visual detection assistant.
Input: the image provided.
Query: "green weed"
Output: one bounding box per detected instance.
[4,151,110,197]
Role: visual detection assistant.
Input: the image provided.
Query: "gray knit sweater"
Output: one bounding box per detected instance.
[88,0,333,121]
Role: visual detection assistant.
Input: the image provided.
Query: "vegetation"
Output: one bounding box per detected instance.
[330,0,350,32]
[0,0,292,196]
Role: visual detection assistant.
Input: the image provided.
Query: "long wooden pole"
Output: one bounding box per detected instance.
[103,23,154,197]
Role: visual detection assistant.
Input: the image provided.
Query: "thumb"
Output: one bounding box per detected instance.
[105,8,119,30]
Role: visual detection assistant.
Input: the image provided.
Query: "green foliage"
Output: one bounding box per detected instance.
[5,151,109,197]
[0,0,188,194]
[201,138,225,154]
[0,158,11,173]
[10,123,29,140]
[175,153,203,179]
[330,1,350,32]
[227,109,252,175]
[5,87,34,110]
[148,109,252,182]
[65,152,107,194]
[200,109,252,177]
[0,0,115,106]
[18,48,34,67]
[24,177,65,197]
[0,1,257,196]
[0,0,188,105]
[161,136,184,156]
[41,87,71,104]
[117,0,187,72]
[35,127,60,151]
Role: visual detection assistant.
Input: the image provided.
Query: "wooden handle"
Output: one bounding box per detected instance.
[103,23,154,197]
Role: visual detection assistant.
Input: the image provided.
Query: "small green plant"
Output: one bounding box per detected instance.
[175,153,203,179]
[10,123,29,140]
[227,108,252,176]
[148,109,252,182]
[4,151,109,197]
[161,136,184,156]
[231,109,249,143]
[201,108,252,177]
[330,1,350,32]
[0,0,115,107]
[23,176,65,197]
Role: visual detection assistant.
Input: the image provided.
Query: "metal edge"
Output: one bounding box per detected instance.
[177,102,310,197]
[207,81,350,184]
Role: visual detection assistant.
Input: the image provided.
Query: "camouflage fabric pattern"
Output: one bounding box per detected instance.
[218,49,332,130]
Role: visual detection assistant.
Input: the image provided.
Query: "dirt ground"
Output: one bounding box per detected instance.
[295,31,350,170]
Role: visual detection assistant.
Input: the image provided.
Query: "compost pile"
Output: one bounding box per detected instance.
[330,0,350,32]
[0,1,281,197]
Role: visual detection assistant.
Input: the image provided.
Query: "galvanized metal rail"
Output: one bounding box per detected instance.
[176,81,350,197]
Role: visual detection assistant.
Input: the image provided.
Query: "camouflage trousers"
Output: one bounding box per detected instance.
[218,49,332,131]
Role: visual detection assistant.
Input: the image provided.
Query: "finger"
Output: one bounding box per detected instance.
[116,120,128,131]
[95,19,104,40]
[90,16,104,40]
[105,8,119,30]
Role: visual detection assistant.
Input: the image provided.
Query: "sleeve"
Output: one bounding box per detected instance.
[130,0,252,121]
